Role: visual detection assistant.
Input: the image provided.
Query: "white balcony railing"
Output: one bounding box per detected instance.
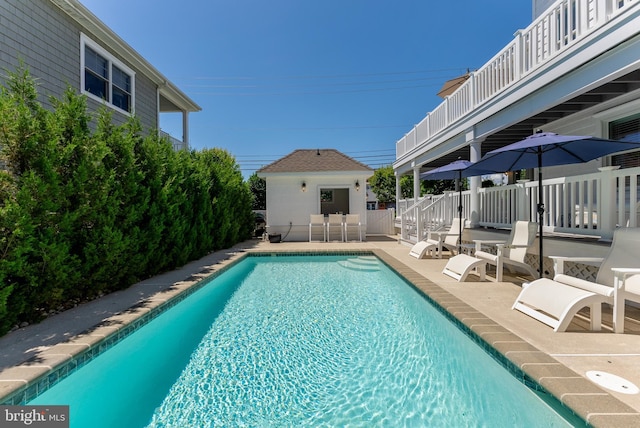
[399,166,640,242]
[160,131,188,151]
[399,193,466,241]
[396,0,638,160]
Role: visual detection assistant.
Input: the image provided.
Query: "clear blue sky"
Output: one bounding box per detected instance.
[79,0,532,178]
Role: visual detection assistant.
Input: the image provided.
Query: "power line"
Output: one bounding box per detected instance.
[177,67,470,82]
[235,149,395,159]
[208,125,407,131]
[237,157,395,163]
[343,149,396,154]
[190,83,440,97]
[182,75,457,90]
[179,67,471,97]
[236,147,395,158]
[236,156,396,168]
[348,154,396,160]
[234,147,396,174]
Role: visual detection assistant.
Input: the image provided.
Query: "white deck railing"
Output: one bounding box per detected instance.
[159,131,188,151]
[396,0,637,160]
[478,166,640,237]
[399,192,473,241]
[399,166,640,242]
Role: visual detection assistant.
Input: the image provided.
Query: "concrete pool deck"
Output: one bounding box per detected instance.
[1,236,640,426]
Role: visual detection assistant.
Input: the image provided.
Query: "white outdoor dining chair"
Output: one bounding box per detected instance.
[309,214,326,242]
[326,214,344,242]
[344,214,362,242]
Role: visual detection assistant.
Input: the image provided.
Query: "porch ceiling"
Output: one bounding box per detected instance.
[421,68,640,172]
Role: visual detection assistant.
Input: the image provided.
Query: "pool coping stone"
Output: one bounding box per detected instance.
[370,248,640,427]
[0,248,251,405]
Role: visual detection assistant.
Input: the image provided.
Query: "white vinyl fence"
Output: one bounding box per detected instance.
[366,209,396,235]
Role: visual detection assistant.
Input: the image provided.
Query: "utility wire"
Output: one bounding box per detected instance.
[190,83,439,96]
[182,76,457,89]
[208,125,407,131]
[178,67,470,96]
[177,67,469,82]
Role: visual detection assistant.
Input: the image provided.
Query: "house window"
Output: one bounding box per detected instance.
[111,65,132,111]
[81,34,134,114]
[84,47,108,99]
[610,113,640,168]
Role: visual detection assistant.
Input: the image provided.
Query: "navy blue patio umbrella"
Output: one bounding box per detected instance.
[466,132,640,277]
[420,159,500,253]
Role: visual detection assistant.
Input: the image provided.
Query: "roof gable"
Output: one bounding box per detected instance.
[258,149,373,174]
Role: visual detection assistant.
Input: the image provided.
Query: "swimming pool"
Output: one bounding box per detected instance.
[31,254,582,427]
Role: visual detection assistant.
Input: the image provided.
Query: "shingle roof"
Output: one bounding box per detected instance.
[257,149,373,173]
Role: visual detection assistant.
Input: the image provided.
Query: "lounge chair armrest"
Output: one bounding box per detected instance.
[550,256,604,275]
[473,239,506,252]
[611,267,640,274]
[611,268,640,333]
[500,243,531,249]
[494,242,531,257]
[431,231,459,240]
[611,268,640,286]
[474,239,505,245]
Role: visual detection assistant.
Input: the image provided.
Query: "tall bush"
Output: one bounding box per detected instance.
[248,172,266,210]
[0,66,254,334]
[195,148,254,249]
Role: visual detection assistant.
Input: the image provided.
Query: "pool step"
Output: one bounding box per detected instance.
[350,256,379,266]
[354,255,378,262]
[338,257,381,271]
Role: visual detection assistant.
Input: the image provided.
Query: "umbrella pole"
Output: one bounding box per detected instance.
[458,171,462,254]
[537,150,544,279]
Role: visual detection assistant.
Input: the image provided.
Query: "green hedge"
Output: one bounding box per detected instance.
[0,67,254,335]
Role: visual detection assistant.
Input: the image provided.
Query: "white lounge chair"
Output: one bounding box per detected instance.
[326,214,344,242]
[409,218,465,259]
[611,267,640,333]
[344,214,362,242]
[309,214,326,242]
[442,254,487,282]
[474,221,538,282]
[512,227,640,332]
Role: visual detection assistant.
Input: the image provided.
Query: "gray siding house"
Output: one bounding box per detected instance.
[0,0,200,149]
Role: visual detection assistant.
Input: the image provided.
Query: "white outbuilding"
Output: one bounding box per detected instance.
[257,149,373,242]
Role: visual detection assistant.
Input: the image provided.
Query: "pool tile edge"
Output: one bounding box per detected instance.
[371,249,640,428]
[0,251,250,405]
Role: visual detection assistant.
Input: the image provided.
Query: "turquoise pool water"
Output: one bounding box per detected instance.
[31,255,581,427]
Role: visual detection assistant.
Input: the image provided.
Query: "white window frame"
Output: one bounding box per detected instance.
[80,33,135,115]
